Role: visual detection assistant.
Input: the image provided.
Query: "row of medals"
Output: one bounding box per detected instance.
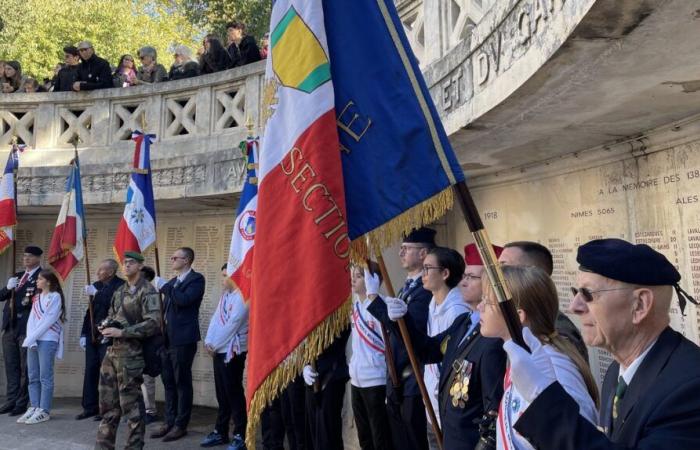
[449,360,472,408]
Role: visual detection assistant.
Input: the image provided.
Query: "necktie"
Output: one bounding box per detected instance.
[612,376,627,421]
[399,278,412,299]
[17,272,29,288]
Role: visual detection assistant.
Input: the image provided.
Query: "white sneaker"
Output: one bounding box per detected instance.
[25,408,50,424]
[16,407,36,424]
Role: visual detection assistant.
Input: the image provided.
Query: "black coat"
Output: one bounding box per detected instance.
[76,54,113,90]
[368,277,431,398]
[406,313,506,450]
[81,276,125,338]
[0,268,42,333]
[515,327,700,450]
[169,61,200,81]
[160,270,205,347]
[228,35,262,67]
[200,49,232,74]
[53,65,80,92]
[314,327,351,387]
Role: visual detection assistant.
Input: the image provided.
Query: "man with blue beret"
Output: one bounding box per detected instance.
[503,238,700,449]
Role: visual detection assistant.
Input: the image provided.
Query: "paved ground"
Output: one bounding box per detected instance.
[0,396,231,450]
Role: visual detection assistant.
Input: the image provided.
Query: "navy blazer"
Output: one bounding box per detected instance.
[160,270,205,347]
[0,268,42,333]
[406,312,506,450]
[368,277,431,398]
[515,327,700,450]
[313,326,351,388]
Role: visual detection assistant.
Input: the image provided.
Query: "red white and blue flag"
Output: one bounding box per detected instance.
[48,155,86,281]
[226,137,258,301]
[0,143,25,254]
[113,131,157,262]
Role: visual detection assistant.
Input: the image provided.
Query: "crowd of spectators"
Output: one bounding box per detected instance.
[0,22,267,94]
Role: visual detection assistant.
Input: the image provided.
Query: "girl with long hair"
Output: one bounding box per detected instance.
[19,270,65,424]
[478,265,598,450]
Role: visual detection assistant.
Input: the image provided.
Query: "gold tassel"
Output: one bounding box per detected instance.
[350,187,454,263]
[245,298,352,450]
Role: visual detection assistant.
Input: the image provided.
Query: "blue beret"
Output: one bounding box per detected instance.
[403,227,436,245]
[24,246,43,256]
[576,238,680,285]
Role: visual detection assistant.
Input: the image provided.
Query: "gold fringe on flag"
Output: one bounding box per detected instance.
[350,186,454,263]
[245,298,352,450]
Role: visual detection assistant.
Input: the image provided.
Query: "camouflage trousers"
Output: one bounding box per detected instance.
[95,347,146,450]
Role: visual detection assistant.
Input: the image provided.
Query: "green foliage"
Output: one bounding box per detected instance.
[181,0,271,43]
[0,0,201,79]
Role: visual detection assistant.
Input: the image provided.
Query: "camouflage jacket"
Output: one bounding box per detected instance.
[107,275,161,353]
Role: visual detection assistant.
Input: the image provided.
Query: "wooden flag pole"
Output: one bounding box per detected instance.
[454,181,527,349]
[70,136,97,344]
[371,249,444,449]
[8,136,18,331]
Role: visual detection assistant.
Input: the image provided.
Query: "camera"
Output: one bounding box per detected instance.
[99,318,124,344]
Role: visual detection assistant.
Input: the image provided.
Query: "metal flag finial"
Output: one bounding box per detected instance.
[245,116,255,137]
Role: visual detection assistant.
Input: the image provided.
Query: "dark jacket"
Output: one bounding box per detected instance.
[76,54,113,90]
[53,65,80,92]
[406,312,506,450]
[80,276,125,339]
[368,277,431,398]
[515,327,700,450]
[160,270,205,347]
[199,49,232,75]
[228,35,262,67]
[169,61,200,81]
[136,64,168,84]
[0,268,42,333]
[313,326,351,388]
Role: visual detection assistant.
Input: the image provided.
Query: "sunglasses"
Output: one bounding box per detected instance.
[570,286,635,302]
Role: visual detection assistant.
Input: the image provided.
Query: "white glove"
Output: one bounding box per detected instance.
[385,297,408,321]
[364,269,381,296]
[79,336,87,350]
[503,327,557,403]
[302,365,318,386]
[6,277,18,290]
[84,285,97,296]
[153,276,167,290]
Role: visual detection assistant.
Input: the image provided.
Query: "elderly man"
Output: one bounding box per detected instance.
[134,46,168,84]
[77,259,124,420]
[504,238,700,449]
[499,241,588,361]
[73,41,112,91]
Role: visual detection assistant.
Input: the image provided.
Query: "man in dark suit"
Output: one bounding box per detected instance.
[505,238,700,449]
[150,247,205,442]
[499,240,589,362]
[368,227,435,450]
[77,258,125,420]
[0,245,43,416]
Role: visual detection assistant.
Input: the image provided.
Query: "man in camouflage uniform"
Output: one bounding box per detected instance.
[95,251,161,450]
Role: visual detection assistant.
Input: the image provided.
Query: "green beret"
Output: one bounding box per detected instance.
[124,251,145,262]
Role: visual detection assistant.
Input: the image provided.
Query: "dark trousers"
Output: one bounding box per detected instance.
[2,327,28,410]
[305,378,346,450]
[262,376,308,450]
[81,340,108,412]
[213,352,247,440]
[352,384,393,450]
[386,394,428,450]
[160,342,197,428]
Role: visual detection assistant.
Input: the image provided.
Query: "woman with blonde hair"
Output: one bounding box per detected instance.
[478,265,598,450]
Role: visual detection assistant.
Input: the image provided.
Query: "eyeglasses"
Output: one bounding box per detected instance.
[78,48,91,52]
[400,244,426,253]
[462,273,481,281]
[139,56,147,60]
[422,265,443,273]
[570,286,635,302]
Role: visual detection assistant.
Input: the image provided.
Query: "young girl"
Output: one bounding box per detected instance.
[19,270,65,424]
[478,265,598,450]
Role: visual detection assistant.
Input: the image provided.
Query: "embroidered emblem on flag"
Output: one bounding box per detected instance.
[271,6,330,93]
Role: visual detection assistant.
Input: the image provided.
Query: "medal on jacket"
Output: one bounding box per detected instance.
[22,287,35,306]
[449,359,473,408]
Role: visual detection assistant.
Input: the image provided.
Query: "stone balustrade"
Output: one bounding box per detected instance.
[0,61,265,207]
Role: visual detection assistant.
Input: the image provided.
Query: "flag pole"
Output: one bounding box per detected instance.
[370,246,444,449]
[9,136,18,332]
[70,136,96,344]
[453,181,527,350]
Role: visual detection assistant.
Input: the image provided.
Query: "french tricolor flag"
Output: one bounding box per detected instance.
[48,155,86,281]
[227,137,258,301]
[113,131,157,263]
[0,144,23,255]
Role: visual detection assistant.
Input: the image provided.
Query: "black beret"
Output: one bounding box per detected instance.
[403,227,436,245]
[577,238,679,286]
[24,246,43,256]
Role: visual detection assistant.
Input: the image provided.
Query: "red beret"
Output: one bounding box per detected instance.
[463,243,503,266]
